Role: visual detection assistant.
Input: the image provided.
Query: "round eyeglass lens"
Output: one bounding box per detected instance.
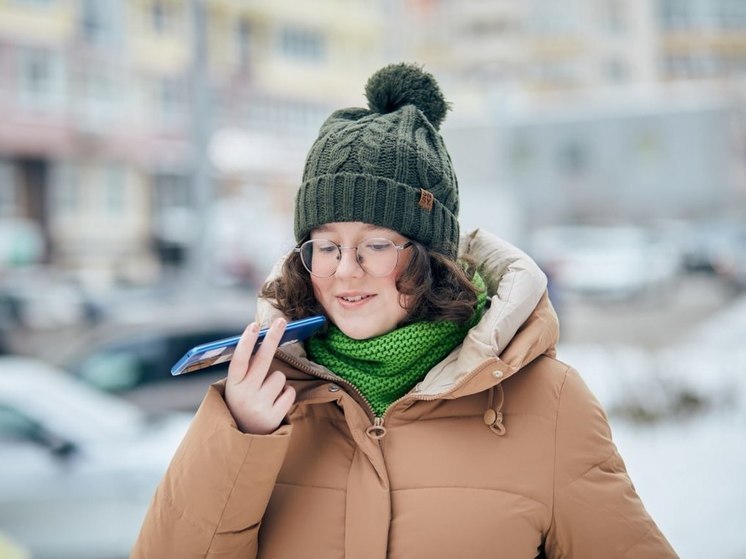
[299,239,339,278]
[356,238,398,276]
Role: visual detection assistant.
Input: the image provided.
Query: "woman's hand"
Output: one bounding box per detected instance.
[224,318,297,435]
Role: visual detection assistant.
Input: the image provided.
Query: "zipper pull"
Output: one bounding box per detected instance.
[366,417,387,440]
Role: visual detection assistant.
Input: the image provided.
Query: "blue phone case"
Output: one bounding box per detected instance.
[170,316,326,376]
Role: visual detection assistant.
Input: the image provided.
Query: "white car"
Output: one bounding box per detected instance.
[530,225,682,302]
[0,357,192,559]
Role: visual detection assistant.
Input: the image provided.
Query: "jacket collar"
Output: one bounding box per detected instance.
[256,229,559,399]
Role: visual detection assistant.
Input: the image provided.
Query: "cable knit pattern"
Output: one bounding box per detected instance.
[326,120,368,174]
[358,118,388,176]
[307,273,487,416]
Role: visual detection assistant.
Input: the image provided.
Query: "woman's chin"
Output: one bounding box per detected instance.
[334,319,392,340]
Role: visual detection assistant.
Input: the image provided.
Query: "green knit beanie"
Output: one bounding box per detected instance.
[294,63,460,259]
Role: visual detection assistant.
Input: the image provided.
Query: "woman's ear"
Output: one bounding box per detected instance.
[398,292,413,312]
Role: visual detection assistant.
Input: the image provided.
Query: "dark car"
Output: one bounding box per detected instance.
[60,320,247,413]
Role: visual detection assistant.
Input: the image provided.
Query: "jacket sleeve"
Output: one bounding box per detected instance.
[131,382,292,559]
[544,367,678,558]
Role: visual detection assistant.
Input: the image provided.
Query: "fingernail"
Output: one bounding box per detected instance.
[249,322,259,333]
[275,318,286,328]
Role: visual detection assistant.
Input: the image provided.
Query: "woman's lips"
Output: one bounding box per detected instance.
[336,294,376,307]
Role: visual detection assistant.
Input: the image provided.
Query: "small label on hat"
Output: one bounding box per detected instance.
[419,189,434,211]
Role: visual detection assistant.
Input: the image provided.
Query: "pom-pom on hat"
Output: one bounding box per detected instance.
[294,63,460,259]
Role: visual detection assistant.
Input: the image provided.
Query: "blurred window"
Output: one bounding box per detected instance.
[603,0,628,33]
[508,136,536,175]
[526,1,581,35]
[632,129,664,165]
[82,68,112,102]
[236,19,253,70]
[11,0,55,5]
[51,162,79,214]
[80,0,111,44]
[77,66,123,129]
[604,58,629,82]
[659,0,692,30]
[153,172,189,208]
[558,141,589,175]
[0,162,18,218]
[664,54,692,78]
[721,0,746,29]
[17,46,64,108]
[532,59,579,88]
[80,0,123,44]
[152,1,166,32]
[155,77,187,123]
[104,165,127,216]
[79,64,121,120]
[278,26,326,62]
[687,53,711,79]
[150,0,181,35]
[246,95,327,135]
[465,18,516,37]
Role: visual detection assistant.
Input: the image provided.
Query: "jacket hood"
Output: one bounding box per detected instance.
[417,229,557,399]
[256,229,559,399]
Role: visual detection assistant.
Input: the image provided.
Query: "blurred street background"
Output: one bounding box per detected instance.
[0,0,745,557]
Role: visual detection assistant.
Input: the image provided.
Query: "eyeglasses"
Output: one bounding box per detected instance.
[295,238,413,278]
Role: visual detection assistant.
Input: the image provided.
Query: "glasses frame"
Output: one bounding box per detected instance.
[294,237,413,278]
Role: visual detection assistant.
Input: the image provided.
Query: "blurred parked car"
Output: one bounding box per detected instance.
[59,319,245,412]
[710,226,746,292]
[0,267,104,330]
[0,357,190,559]
[529,225,682,303]
[678,218,746,276]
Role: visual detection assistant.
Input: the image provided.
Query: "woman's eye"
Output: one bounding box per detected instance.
[317,244,338,254]
[364,241,392,252]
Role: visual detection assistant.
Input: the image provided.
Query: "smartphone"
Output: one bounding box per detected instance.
[170,315,327,376]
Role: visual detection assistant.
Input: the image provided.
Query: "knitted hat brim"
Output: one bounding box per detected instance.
[294,173,459,259]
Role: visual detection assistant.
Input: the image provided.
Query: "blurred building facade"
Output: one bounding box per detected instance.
[406,0,746,99]
[0,0,390,282]
[406,0,746,233]
[0,0,744,279]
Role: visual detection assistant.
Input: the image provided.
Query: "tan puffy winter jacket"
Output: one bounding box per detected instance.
[132,230,677,559]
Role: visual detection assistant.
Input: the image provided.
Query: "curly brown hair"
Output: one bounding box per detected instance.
[260,241,482,328]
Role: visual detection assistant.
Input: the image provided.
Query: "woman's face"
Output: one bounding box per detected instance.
[309,222,413,340]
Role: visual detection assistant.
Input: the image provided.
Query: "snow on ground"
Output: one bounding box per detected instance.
[612,411,746,559]
[558,294,746,558]
[684,295,746,350]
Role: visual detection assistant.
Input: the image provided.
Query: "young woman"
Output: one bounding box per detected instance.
[132,64,676,558]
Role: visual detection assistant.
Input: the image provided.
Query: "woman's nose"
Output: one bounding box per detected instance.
[335,247,365,278]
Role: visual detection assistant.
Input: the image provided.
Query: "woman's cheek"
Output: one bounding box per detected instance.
[311,279,331,311]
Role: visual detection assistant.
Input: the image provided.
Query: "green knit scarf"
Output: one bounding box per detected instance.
[306,272,487,416]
